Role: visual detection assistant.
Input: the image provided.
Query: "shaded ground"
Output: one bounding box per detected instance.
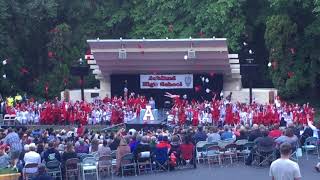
[108,155,319,180]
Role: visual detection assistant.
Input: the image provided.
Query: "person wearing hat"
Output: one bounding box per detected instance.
[0,144,10,169]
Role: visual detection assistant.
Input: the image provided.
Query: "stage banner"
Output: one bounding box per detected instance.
[140,74,193,89]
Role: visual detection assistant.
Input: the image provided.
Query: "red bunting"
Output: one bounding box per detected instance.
[50,28,59,33]
[79,79,84,85]
[63,78,68,86]
[195,85,202,92]
[271,61,277,69]
[48,51,54,58]
[20,67,29,75]
[287,72,294,78]
[198,31,205,38]
[168,24,174,32]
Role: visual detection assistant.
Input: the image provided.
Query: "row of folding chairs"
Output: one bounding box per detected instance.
[196,140,257,166]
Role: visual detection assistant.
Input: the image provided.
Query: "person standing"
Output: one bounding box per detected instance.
[269,143,301,180]
[4,128,22,168]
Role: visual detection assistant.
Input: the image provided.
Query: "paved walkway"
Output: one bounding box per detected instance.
[109,155,319,180]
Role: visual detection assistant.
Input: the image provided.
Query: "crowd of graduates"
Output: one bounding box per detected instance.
[0,92,317,128]
[166,93,316,127]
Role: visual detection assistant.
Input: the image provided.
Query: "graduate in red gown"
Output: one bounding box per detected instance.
[192,108,199,126]
[111,107,119,125]
[211,102,220,125]
[225,104,233,125]
[68,108,75,124]
[263,107,272,126]
[233,111,240,125]
[299,112,307,125]
[253,111,259,125]
[178,107,186,125]
[273,109,280,124]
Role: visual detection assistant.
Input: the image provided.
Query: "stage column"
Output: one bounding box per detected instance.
[99,75,111,98]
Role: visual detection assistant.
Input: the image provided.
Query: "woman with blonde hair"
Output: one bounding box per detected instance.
[116,137,131,172]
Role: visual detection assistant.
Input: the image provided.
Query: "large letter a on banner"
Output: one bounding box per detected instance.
[143,105,155,121]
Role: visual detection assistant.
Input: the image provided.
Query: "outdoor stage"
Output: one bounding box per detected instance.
[124,108,168,130]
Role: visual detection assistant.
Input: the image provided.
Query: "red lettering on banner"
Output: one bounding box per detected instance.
[160,82,183,87]
[142,82,158,87]
[148,75,176,81]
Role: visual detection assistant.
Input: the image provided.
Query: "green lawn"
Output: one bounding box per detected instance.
[0,168,18,175]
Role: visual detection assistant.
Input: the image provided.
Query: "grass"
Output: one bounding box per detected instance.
[0,168,18,175]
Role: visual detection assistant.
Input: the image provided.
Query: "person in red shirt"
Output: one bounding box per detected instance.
[268,124,283,139]
[77,124,85,137]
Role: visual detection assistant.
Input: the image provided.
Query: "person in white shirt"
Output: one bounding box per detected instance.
[270,143,301,180]
[23,143,41,174]
[307,115,319,139]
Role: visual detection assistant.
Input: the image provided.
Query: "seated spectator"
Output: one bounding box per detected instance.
[97,140,111,157]
[245,130,274,165]
[156,136,171,150]
[0,144,10,169]
[248,124,262,142]
[275,128,298,148]
[75,138,89,154]
[221,125,234,140]
[32,164,53,180]
[193,126,207,143]
[207,127,221,143]
[90,138,99,153]
[134,136,151,161]
[116,138,131,172]
[62,143,77,167]
[180,135,196,168]
[43,141,61,163]
[129,135,139,153]
[24,143,41,174]
[236,126,248,140]
[268,124,283,139]
[254,130,274,151]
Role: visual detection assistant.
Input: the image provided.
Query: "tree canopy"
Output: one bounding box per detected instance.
[0,0,319,101]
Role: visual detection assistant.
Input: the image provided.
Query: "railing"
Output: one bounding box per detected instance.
[102,123,126,131]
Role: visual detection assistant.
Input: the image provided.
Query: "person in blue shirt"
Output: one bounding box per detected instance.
[221,125,234,140]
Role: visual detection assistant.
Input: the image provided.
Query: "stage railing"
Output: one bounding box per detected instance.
[102,122,126,131]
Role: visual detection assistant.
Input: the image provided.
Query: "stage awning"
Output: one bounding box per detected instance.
[87,38,232,76]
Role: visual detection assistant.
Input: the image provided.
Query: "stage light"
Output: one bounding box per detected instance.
[268,62,272,67]
[118,49,127,59]
[187,49,196,59]
[184,55,188,60]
